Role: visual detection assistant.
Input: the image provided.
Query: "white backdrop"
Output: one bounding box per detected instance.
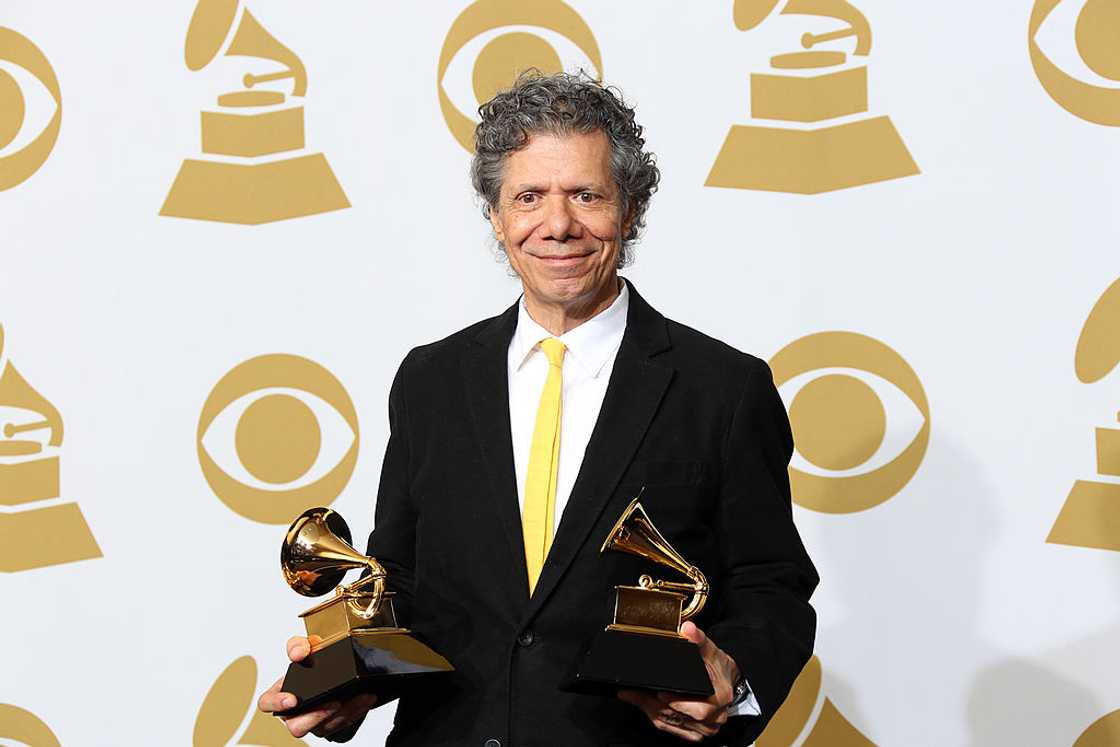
[2,1,1119,745]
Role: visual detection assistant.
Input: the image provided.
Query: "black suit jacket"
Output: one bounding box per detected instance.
[342,281,817,746]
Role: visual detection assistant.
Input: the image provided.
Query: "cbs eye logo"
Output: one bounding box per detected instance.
[194,656,304,746]
[0,703,61,747]
[771,331,930,514]
[197,354,359,525]
[0,28,62,191]
[1072,710,1120,747]
[755,657,876,747]
[1029,0,1120,125]
[437,0,602,153]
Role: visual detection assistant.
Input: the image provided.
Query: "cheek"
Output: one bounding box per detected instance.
[501,215,538,247]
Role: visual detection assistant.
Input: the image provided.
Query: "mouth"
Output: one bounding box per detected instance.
[530,251,594,265]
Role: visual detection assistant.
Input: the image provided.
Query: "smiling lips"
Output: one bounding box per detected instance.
[531,250,594,262]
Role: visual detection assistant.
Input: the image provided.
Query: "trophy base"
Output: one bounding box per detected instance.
[160,152,350,224]
[565,628,714,697]
[705,115,919,194]
[1048,479,1120,552]
[278,629,454,716]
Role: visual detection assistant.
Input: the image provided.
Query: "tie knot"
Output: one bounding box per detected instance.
[538,338,566,368]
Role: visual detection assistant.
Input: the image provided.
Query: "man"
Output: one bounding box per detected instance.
[259,72,817,746]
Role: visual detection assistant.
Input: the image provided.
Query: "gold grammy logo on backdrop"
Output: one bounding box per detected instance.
[1048,277,1120,551]
[756,657,876,747]
[195,656,304,746]
[707,0,919,194]
[0,703,61,747]
[161,0,349,224]
[438,0,602,153]
[1073,709,1120,746]
[198,354,359,524]
[1030,0,1120,126]
[0,325,101,572]
[770,331,930,514]
[0,28,61,191]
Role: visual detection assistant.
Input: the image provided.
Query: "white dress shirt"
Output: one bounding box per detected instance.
[508,283,629,520]
[506,282,761,720]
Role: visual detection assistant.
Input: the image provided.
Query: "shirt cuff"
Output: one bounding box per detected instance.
[727,673,761,717]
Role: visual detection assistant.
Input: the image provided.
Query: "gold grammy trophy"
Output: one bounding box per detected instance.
[1049,279,1120,552]
[0,325,101,572]
[161,0,349,224]
[278,507,453,715]
[569,495,714,695]
[707,0,919,194]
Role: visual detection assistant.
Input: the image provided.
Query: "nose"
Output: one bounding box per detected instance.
[540,195,580,241]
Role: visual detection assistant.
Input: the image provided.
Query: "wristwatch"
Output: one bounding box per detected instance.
[728,676,750,709]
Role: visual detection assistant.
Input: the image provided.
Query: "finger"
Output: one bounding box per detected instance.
[281,701,341,739]
[679,622,714,657]
[286,636,312,662]
[654,699,721,737]
[667,700,721,724]
[652,715,704,743]
[622,691,713,741]
[316,693,379,736]
[257,678,298,714]
[657,690,717,721]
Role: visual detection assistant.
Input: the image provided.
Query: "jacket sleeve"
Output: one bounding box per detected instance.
[325,354,418,743]
[366,353,418,622]
[704,359,819,746]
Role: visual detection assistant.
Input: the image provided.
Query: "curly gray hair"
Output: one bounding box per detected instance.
[470,71,660,268]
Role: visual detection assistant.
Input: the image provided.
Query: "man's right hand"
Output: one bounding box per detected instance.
[256,636,380,739]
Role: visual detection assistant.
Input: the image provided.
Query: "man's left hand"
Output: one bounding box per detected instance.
[617,621,740,743]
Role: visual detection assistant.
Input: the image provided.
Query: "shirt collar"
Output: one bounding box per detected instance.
[511,281,629,378]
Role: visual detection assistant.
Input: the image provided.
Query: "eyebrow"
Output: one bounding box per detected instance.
[508,182,607,195]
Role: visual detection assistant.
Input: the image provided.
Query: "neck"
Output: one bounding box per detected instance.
[523,277,622,336]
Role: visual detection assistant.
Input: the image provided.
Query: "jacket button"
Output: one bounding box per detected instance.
[484,740,501,747]
[517,629,535,647]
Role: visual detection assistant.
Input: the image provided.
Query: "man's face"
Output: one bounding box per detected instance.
[489,130,628,312]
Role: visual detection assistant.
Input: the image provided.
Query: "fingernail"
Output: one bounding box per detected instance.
[282,695,296,709]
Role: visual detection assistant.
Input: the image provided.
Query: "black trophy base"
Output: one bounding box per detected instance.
[565,628,714,697]
[278,629,453,716]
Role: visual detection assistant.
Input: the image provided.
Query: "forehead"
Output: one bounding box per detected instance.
[500,130,613,191]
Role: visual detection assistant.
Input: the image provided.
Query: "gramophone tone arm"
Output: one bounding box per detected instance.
[342,559,388,620]
[639,567,710,621]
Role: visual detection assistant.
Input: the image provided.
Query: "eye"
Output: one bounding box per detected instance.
[437,0,603,153]
[1029,0,1120,125]
[770,331,931,514]
[197,354,360,524]
[0,28,62,191]
[575,191,598,203]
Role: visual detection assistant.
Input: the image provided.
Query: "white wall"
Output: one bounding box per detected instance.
[1,1,1118,745]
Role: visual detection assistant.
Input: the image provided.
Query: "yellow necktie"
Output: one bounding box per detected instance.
[523,337,566,594]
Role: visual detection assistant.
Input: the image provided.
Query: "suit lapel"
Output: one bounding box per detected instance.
[462,301,529,615]
[523,281,673,622]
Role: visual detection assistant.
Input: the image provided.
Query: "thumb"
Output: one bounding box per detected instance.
[680,621,708,648]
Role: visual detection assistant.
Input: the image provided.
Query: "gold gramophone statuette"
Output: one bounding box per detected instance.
[568,494,714,696]
[278,507,453,715]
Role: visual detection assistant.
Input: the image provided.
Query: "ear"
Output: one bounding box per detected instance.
[621,205,637,239]
[488,205,506,245]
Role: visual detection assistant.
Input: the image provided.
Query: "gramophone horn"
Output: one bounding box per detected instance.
[227,8,308,95]
[281,507,368,597]
[602,494,709,619]
[601,496,694,580]
[184,0,239,71]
